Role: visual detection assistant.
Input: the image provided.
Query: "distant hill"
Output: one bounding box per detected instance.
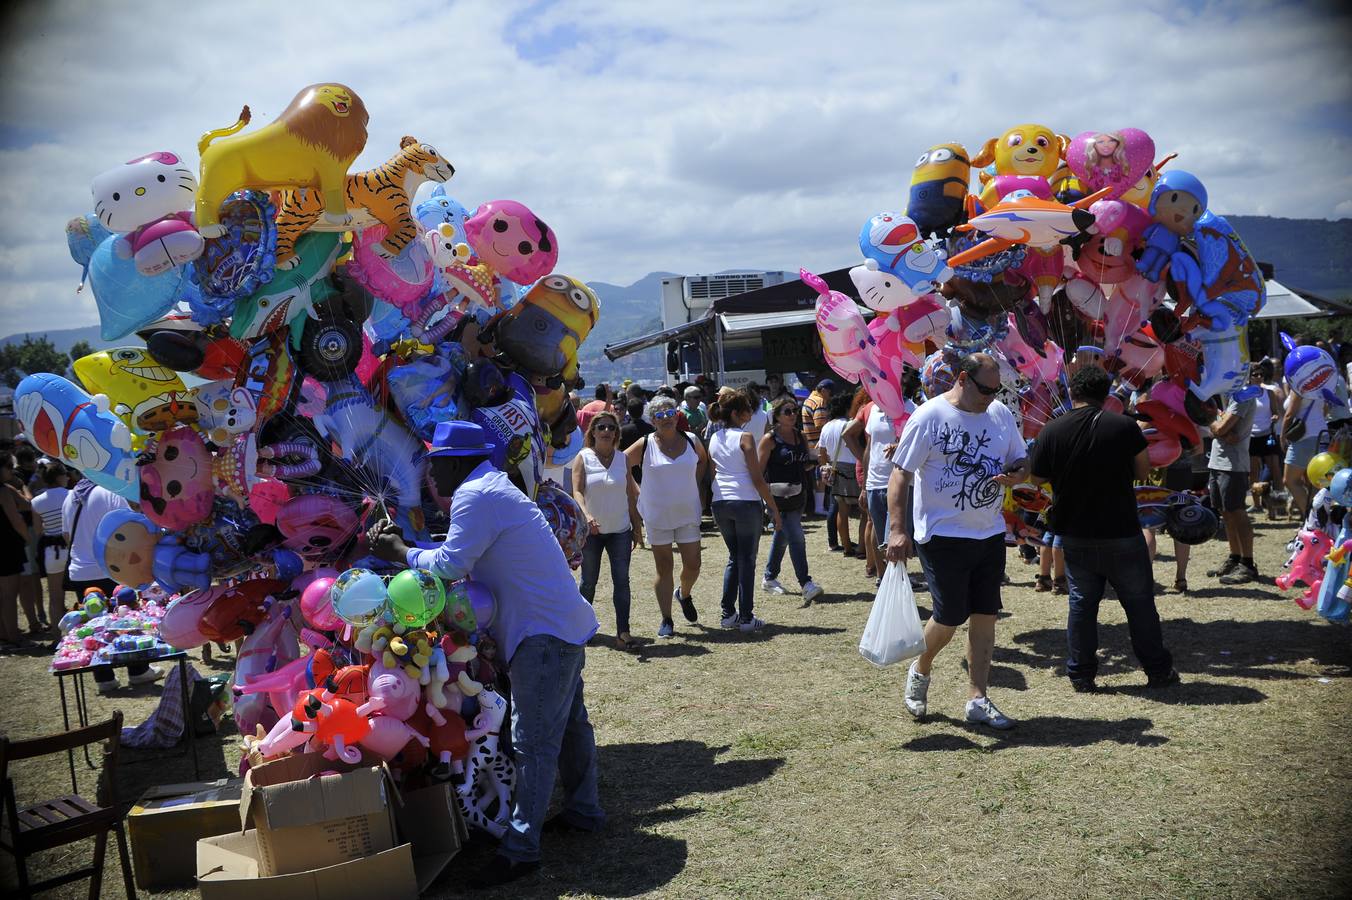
[1224,215,1352,297]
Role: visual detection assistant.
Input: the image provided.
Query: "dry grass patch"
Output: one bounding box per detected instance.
[1,518,1349,898]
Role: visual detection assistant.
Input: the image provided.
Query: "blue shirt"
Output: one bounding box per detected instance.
[406,461,598,662]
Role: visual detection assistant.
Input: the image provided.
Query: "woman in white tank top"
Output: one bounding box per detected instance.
[707,393,781,633]
[574,411,641,649]
[625,396,709,638]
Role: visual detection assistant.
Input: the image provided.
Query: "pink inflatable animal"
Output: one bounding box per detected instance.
[1276,529,1331,609]
[347,223,434,310]
[804,269,909,423]
[232,601,300,737]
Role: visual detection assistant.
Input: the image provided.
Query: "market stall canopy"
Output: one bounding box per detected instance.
[603,314,711,361]
[711,267,858,315]
[718,308,822,334]
[1254,278,1351,319]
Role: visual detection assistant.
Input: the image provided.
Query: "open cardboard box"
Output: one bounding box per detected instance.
[240,753,398,877]
[197,830,418,900]
[201,750,466,895]
[127,778,242,890]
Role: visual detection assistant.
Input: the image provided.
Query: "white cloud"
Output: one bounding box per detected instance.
[0,0,1349,335]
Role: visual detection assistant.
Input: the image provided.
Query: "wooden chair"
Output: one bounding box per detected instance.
[0,711,136,900]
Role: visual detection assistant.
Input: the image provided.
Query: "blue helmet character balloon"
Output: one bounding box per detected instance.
[14,373,139,498]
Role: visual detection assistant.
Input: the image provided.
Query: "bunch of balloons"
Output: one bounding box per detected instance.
[15,83,601,805]
[1274,432,1352,624]
[808,122,1290,461]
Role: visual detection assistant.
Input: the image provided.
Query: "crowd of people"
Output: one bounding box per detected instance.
[539,331,1350,725]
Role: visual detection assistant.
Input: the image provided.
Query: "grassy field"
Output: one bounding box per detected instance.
[2,515,1350,899]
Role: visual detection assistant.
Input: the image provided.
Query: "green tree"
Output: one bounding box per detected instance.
[0,335,71,387]
[68,340,95,362]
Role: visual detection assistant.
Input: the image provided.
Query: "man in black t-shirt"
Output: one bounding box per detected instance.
[1029,366,1178,693]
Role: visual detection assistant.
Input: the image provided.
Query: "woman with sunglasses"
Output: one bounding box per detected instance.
[758,396,823,603]
[708,393,782,632]
[574,411,642,650]
[626,396,708,638]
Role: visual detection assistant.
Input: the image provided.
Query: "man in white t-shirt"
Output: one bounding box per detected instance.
[885,353,1027,730]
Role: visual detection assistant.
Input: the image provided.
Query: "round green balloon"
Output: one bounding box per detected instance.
[387,568,446,628]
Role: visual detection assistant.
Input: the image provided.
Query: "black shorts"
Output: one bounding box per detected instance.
[1208,470,1250,513]
[915,533,1006,627]
[1248,433,1278,459]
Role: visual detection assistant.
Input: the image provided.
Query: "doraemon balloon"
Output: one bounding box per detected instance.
[858,212,952,296]
[14,373,138,498]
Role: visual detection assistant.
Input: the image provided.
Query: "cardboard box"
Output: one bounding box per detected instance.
[240,756,397,877]
[395,782,469,892]
[197,830,418,900]
[127,778,242,889]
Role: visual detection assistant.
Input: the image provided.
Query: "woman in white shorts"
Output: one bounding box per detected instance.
[626,395,708,638]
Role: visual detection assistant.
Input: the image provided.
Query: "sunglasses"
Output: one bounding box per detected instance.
[779,407,798,416]
[594,423,617,432]
[653,409,679,420]
[970,378,1001,397]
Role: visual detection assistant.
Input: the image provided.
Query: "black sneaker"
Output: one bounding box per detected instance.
[1070,679,1098,693]
[674,588,699,623]
[1219,564,1258,586]
[1145,669,1181,689]
[1206,558,1240,578]
[467,855,541,888]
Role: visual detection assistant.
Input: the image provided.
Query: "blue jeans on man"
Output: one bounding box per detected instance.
[764,507,810,587]
[1061,535,1173,684]
[578,528,632,635]
[711,500,763,621]
[500,634,605,863]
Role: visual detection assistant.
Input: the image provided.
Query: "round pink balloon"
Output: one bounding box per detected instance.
[158,587,222,649]
[300,570,344,631]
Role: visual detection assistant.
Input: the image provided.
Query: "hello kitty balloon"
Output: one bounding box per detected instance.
[90,152,204,277]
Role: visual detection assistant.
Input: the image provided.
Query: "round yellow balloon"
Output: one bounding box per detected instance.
[1307,451,1340,488]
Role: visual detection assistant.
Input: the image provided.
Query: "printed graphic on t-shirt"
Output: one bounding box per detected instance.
[934,423,1003,511]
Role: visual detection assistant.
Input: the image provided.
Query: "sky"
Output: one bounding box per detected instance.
[1,0,1349,337]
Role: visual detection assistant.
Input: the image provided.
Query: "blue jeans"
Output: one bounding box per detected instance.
[866,488,888,546]
[826,493,839,546]
[764,507,810,587]
[1061,535,1173,683]
[579,528,632,634]
[712,500,763,621]
[501,634,605,862]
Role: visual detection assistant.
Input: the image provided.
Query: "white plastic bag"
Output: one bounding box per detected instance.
[858,562,926,667]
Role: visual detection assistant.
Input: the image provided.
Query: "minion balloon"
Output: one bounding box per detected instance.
[907,143,970,238]
[495,274,600,382]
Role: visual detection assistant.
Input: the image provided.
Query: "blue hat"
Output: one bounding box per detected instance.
[426,421,493,458]
[1149,170,1208,217]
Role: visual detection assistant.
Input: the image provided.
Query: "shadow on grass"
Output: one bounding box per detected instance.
[1004,617,1352,681]
[677,624,847,645]
[901,713,1168,752]
[1096,680,1268,705]
[1186,586,1281,601]
[443,740,784,897]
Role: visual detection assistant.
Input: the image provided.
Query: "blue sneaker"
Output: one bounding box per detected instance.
[657,619,675,639]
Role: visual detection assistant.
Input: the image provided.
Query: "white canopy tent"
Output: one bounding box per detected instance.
[1253,278,1324,320]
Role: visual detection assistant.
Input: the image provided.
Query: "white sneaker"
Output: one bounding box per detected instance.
[129,665,165,686]
[903,662,929,718]
[95,679,120,695]
[965,696,1015,730]
[738,616,766,633]
[802,581,824,603]
[719,613,739,629]
[761,578,786,594]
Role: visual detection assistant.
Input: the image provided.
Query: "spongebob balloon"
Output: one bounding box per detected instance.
[72,347,192,438]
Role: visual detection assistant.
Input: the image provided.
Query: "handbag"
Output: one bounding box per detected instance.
[1283,402,1312,443]
[859,562,926,667]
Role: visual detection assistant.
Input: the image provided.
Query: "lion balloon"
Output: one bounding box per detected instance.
[195,83,369,239]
